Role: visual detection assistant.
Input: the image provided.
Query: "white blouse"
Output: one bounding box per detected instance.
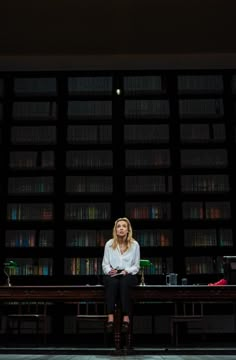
[102,239,140,275]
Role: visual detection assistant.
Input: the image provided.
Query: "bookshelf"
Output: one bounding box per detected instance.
[1,69,236,287]
[177,72,234,283]
[2,76,57,284]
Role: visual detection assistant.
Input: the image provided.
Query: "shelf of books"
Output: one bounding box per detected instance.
[123,73,174,283]
[177,72,234,283]
[64,74,114,284]
[1,70,236,286]
[3,76,57,284]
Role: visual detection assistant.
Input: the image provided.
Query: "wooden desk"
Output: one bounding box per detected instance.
[1,284,236,302]
[1,285,236,350]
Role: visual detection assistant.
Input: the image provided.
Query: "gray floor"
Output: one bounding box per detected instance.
[0,355,236,360]
[0,356,236,360]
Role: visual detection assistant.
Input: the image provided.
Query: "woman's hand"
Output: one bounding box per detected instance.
[108,268,118,276]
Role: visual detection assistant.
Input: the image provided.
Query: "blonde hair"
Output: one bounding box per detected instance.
[111,217,134,250]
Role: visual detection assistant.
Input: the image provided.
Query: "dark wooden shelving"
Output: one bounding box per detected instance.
[1,70,236,286]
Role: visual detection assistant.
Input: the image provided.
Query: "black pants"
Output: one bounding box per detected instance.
[103,274,138,315]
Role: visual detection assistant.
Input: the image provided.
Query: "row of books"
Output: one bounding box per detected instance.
[181,174,229,193]
[126,204,171,220]
[124,124,169,143]
[64,257,169,275]
[148,257,173,275]
[65,204,110,220]
[184,238,233,247]
[65,230,172,248]
[7,204,53,221]
[180,123,225,142]
[12,102,57,120]
[184,229,233,247]
[4,75,236,97]
[183,203,231,220]
[126,175,172,193]
[8,149,228,170]
[66,150,112,169]
[4,255,227,276]
[12,77,113,96]
[5,230,54,248]
[177,75,224,93]
[124,99,224,119]
[8,177,54,194]
[1,100,230,121]
[9,151,55,169]
[125,99,170,119]
[9,174,216,194]
[8,150,229,169]
[66,176,112,193]
[66,230,109,247]
[14,78,57,96]
[11,126,56,144]
[185,256,222,274]
[135,231,171,247]
[179,99,224,118]
[5,124,228,145]
[124,76,164,94]
[5,123,228,145]
[67,125,112,144]
[5,202,231,221]
[64,257,103,275]
[4,231,232,248]
[68,76,112,95]
[126,149,170,168]
[62,124,227,145]
[68,101,112,119]
[8,258,53,276]
[181,149,227,168]
[116,149,227,169]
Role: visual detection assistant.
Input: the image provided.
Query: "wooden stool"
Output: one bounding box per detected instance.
[170,302,204,346]
[6,301,49,345]
[76,301,108,346]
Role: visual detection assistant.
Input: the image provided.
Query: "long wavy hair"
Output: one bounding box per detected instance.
[111,217,134,250]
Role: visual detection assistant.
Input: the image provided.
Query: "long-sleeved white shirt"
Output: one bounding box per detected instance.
[102,238,140,275]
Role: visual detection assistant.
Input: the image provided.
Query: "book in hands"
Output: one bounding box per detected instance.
[110,271,124,277]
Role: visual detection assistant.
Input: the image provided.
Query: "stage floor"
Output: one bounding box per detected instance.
[1,347,236,359]
[0,354,236,360]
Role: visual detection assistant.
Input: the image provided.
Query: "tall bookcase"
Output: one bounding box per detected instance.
[1,69,236,286]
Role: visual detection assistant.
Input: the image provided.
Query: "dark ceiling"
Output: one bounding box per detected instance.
[0,0,235,55]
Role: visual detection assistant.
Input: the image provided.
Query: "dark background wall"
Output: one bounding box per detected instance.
[0,0,235,55]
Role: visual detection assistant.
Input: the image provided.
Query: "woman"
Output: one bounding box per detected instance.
[102,217,140,332]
